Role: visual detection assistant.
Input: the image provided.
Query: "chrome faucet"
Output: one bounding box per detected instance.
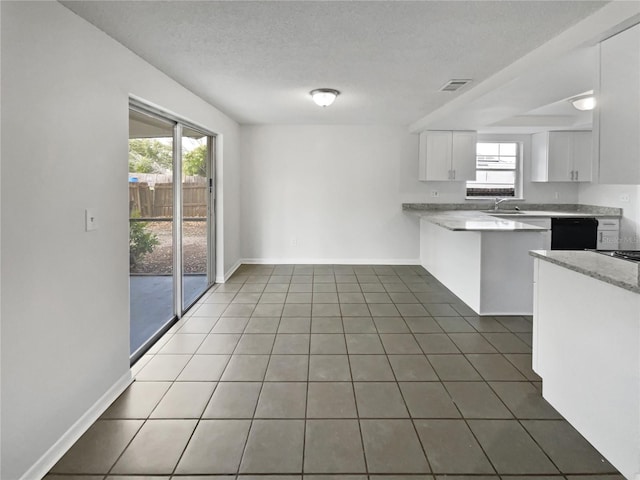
[494,197,509,211]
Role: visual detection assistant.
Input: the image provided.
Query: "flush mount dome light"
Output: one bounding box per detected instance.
[310,88,340,107]
[569,93,596,111]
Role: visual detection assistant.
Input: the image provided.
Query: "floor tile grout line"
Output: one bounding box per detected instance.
[377,309,434,475]
[60,265,621,477]
[393,287,501,476]
[234,300,283,476]
[438,375,501,476]
[301,296,313,475]
[343,313,371,477]
[169,276,249,477]
[100,409,147,477]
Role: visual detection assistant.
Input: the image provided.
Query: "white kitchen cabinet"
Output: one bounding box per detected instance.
[518,218,552,249]
[420,218,546,315]
[597,217,620,250]
[419,130,477,181]
[531,131,592,182]
[596,23,640,185]
[533,258,640,478]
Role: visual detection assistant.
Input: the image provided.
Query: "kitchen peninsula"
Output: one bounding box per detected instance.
[411,209,546,315]
[404,203,622,316]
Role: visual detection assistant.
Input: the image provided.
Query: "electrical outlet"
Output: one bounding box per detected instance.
[619,194,630,202]
[554,192,560,200]
[290,237,297,247]
[430,190,439,198]
[85,208,98,232]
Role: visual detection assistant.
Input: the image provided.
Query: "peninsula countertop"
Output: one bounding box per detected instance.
[403,202,622,218]
[530,250,640,294]
[410,210,548,232]
[403,202,622,232]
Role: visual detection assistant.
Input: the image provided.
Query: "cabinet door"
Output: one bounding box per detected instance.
[572,131,592,182]
[531,132,549,182]
[419,131,452,181]
[598,24,640,184]
[597,230,619,250]
[451,131,477,181]
[547,132,573,181]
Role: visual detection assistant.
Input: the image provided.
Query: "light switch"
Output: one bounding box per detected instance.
[85,208,98,232]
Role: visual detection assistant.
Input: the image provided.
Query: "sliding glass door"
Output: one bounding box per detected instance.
[182,128,214,310]
[128,105,215,360]
[129,109,175,356]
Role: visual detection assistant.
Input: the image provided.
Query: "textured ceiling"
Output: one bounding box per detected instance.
[61,1,607,125]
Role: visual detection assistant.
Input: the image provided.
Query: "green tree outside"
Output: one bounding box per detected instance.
[182,143,207,177]
[129,138,207,177]
[129,138,173,173]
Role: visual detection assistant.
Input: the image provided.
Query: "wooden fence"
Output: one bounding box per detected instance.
[129,181,208,218]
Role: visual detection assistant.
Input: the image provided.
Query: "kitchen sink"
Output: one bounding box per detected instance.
[480,210,526,215]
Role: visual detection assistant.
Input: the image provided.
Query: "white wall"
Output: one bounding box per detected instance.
[579,184,640,249]
[240,125,427,263]
[0,2,240,479]
[403,133,580,205]
[239,128,577,263]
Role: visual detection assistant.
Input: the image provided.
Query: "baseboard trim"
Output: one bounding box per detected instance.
[240,258,421,266]
[20,371,133,480]
[216,259,242,283]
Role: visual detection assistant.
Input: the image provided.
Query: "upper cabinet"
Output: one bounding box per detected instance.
[531,131,593,182]
[419,130,477,181]
[596,23,640,185]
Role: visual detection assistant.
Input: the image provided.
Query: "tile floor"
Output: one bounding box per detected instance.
[47,264,623,479]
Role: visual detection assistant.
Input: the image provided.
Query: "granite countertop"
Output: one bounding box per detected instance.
[403,203,622,218]
[485,210,618,218]
[530,250,640,294]
[404,202,622,232]
[413,210,548,232]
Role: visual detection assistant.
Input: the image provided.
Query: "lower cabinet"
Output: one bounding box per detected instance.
[496,216,619,251]
[533,259,640,478]
[596,218,620,250]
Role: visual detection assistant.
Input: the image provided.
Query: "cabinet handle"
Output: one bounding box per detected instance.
[452,169,456,180]
[570,170,574,181]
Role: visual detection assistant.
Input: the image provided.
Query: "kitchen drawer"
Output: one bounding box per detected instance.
[597,218,619,231]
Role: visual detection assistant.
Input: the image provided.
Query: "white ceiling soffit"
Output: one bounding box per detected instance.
[410,1,640,132]
[61,0,609,126]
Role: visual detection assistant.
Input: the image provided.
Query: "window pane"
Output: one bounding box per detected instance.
[129,109,175,357]
[467,142,519,197]
[182,128,210,311]
[499,143,517,156]
[477,143,499,156]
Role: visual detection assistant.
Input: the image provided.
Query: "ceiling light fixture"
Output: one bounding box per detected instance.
[310,88,340,107]
[569,93,596,111]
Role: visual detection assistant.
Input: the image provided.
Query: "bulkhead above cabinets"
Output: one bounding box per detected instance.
[596,23,640,185]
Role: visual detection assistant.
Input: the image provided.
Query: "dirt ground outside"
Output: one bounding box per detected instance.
[131,220,208,275]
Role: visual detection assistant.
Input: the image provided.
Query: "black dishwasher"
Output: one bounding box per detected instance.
[551,217,598,250]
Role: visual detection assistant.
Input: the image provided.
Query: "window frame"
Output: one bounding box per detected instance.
[465,141,523,200]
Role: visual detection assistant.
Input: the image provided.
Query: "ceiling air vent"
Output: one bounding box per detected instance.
[440,79,472,92]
